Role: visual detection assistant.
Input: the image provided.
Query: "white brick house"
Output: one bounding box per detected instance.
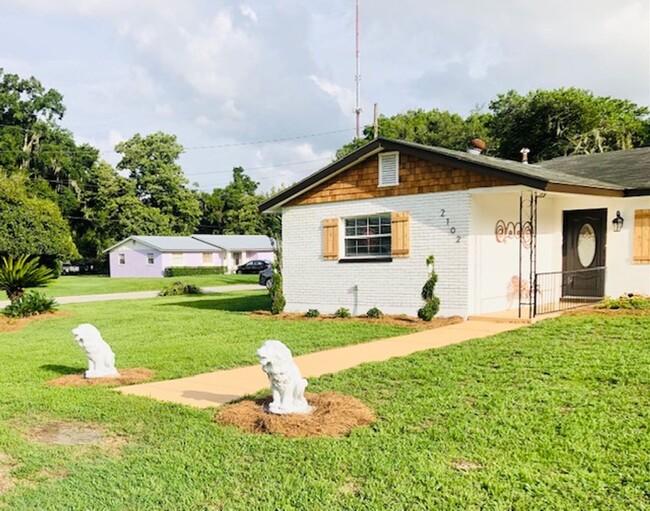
[260,139,650,319]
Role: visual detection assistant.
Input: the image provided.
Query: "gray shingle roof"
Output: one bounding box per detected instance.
[192,235,274,251]
[538,147,650,192]
[104,235,274,253]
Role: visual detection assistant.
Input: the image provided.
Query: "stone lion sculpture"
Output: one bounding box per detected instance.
[256,340,312,414]
[71,324,120,379]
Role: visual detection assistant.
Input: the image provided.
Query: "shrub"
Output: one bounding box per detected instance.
[334,307,351,318]
[417,255,440,321]
[159,281,202,296]
[0,255,54,302]
[269,270,286,315]
[417,298,441,321]
[3,291,58,318]
[164,266,226,277]
[305,309,320,318]
[366,307,383,319]
[596,294,650,310]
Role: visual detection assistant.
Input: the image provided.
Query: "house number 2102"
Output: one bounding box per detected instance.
[440,209,461,243]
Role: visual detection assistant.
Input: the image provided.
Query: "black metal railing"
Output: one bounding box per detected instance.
[534,267,606,315]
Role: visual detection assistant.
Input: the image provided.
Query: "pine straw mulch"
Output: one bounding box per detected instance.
[216,392,375,438]
[562,306,650,317]
[45,368,154,387]
[250,311,463,330]
[0,310,73,333]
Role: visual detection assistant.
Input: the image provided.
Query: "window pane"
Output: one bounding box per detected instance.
[344,215,392,257]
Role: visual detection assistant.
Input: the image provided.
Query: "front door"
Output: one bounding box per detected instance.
[562,209,607,297]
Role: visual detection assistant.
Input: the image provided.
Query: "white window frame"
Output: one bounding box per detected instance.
[147,253,155,265]
[343,214,392,259]
[118,253,126,265]
[378,152,399,187]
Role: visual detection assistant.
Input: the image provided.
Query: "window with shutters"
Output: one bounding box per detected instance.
[379,152,399,187]
[633,209,650,264]
[344,215,392,257]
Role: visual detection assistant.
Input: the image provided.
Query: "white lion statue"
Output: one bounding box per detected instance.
[256,340,312,415]
[71,324,120,379]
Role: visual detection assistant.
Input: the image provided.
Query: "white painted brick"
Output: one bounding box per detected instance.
[282,192,471,317]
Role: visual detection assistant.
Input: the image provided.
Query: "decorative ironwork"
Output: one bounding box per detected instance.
[495,220,534,249]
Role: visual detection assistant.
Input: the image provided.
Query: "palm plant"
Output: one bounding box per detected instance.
[0,255,54,302]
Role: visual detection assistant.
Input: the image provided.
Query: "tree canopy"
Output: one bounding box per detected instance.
[336,88,650,163]
[0,173,77,260]
[488,88,650,162]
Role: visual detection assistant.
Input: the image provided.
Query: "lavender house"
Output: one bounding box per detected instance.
[105,235,274,278]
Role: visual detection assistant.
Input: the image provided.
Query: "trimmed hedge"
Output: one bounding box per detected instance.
[164,266,226,277]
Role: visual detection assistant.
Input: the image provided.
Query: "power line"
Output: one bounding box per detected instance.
[0,127,354,155]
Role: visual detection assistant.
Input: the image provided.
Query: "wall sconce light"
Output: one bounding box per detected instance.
[612,210,624,232]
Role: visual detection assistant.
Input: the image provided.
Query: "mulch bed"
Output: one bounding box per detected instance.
[563,306,650,317]
[0,311,73,333]
[250,311,463,330]
[216,392,375,438]
[45,368,154,387]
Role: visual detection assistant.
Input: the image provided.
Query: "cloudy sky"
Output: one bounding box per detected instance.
[1,0,648,192]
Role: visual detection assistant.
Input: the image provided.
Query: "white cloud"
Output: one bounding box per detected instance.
[309,75,355,119]
[240,4,258,23]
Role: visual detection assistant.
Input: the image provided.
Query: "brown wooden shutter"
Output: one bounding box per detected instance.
[633,209,650,263]
[391,212,410,257]
[323,218,339,260]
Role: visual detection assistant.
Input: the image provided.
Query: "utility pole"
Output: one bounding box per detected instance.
[354,0,362,139]
[373,103,379,139]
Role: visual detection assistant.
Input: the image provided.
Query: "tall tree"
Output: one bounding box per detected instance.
[80,162,174,257]
[488,88,650,162]
[116,132,201,234]
[0,173,77,262]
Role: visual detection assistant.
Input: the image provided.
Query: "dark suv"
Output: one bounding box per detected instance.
[258,267,273,289]
[235,260,271,274]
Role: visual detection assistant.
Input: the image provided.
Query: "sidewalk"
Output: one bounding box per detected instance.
[0,284,263,308]
[116,320,526,409]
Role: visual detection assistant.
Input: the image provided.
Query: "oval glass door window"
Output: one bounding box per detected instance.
[577,223,596,267]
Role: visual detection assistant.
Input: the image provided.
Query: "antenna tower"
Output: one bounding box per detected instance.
[354,0,362,138]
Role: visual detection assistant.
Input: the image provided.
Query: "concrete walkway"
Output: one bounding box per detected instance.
[116,320,526,409]
[0,284,263,307]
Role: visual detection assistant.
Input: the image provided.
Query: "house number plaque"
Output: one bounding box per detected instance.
[440,209,461,243]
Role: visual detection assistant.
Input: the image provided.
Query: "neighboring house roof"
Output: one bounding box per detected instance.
[104,236,222,253]
[260,138,650,213]
[104,235,275,253]
[191,235,274,251]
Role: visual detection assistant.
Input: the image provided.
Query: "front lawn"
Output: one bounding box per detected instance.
[45,274,258,297]
[0,297,648,510]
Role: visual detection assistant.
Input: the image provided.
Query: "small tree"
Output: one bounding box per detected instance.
[269,239,285,315]
[0,255,54,302]
[418,255,440,321]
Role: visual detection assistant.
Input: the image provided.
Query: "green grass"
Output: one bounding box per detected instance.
[44,274,258,297]
[0,298,648,510]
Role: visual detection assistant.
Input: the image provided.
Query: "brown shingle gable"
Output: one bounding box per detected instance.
[289,153,514,206]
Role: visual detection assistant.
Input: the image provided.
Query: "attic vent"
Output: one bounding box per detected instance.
[379,152,399,187]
